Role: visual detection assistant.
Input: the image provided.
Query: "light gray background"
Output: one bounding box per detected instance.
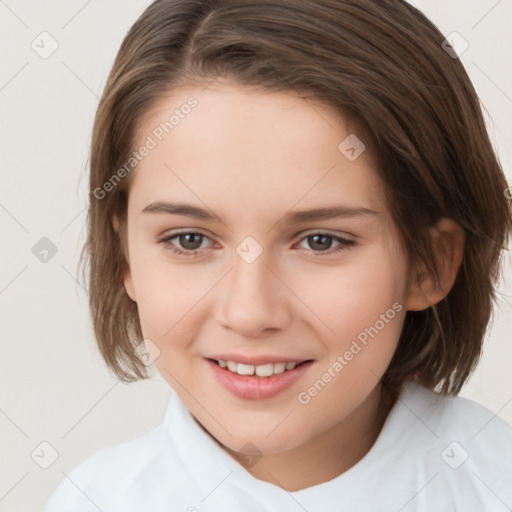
[0,1,511,510]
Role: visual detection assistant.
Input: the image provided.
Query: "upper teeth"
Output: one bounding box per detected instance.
[218,360,298,377]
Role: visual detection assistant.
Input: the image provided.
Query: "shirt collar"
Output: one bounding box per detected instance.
[161,381,428,508]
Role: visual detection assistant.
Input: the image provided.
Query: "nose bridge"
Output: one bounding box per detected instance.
[230,248,271,297]
[215,241,291,335]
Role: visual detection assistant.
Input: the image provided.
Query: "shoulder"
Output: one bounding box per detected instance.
[395,382,512,508]
[405,381,512,447]
[43,413,178,511]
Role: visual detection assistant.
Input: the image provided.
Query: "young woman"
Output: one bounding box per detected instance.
[45,1,512,510]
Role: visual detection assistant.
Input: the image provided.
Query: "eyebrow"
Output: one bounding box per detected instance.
[141,201,379,225]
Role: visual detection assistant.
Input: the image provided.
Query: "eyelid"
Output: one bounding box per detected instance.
[157,228,213,243]
[293,231,355,255]
[157,228,215,248]
[158,228,355,242]
[158,228,356,257]
[298,228,356,240]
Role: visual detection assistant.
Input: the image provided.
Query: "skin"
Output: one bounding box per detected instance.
[117,82,464,491]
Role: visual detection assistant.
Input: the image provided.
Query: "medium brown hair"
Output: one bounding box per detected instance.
[79,0,511,395]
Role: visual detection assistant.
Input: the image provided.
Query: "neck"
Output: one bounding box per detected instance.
[226,382,397,491]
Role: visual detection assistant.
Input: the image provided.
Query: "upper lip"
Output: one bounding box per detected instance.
[207,354,311,366]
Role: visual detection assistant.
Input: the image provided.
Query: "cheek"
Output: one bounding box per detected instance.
[294,260,406,431]
[294,247,407,350]
[295,248,407,422]
[128,248,213,343]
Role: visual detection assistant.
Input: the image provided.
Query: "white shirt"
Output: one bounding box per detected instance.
[44,381,512,511]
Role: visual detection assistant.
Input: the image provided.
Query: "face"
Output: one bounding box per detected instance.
[122,82,412,456]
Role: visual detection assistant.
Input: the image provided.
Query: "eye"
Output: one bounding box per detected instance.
[296,232,355,255]
[158,230,212,257]
[158,230,355,258]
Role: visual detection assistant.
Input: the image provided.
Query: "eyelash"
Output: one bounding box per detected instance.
[158,230,355,258]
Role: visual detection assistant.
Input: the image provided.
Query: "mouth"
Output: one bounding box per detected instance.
[205,357,314,400]
[210,358,309,377]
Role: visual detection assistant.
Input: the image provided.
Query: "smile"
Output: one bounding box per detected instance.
[215,359,302,377]
[206,357,314,400]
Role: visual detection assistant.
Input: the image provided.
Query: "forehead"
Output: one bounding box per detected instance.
[128,83,385,224]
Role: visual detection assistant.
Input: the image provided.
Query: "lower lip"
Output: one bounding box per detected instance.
[206,359,313,400]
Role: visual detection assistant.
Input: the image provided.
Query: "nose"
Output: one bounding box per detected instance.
[214,248,292,338]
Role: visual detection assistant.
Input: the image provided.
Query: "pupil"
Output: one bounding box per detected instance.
[309,234,332,251]
[180,233,202,250]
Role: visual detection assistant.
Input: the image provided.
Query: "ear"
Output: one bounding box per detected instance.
[112,214,137,303]
[406,218,465,311]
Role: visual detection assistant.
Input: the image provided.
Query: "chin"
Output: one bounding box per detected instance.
[209,419,313,456]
